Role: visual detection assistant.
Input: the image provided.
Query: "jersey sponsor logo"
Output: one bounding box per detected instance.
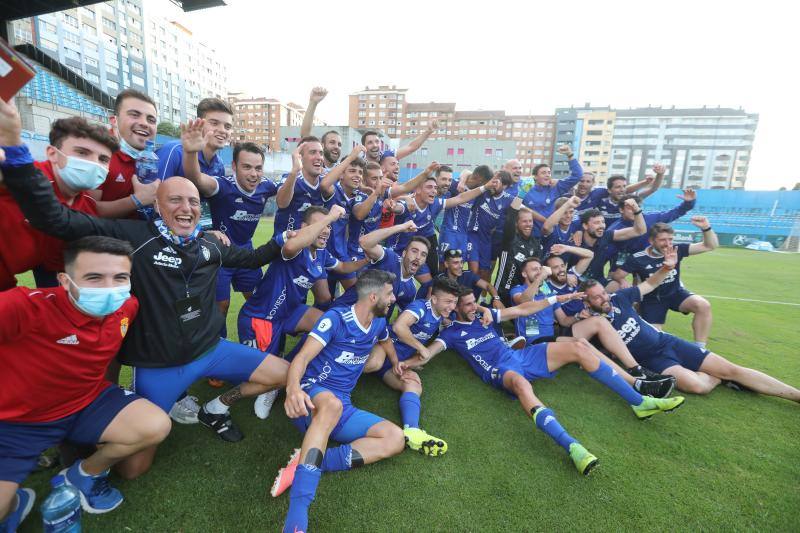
[114,173,125,183]
[465,331,495,350]
[616,316,641,344]
[645,264,653,269]
[413,330,433,341]
[230,210,261,222]
[266,287,287,320]
[153,251,183,268]
[234,197,244,203]
[56,334,79,345]
[120,317,129,337]
[293,275,313,289]
[514,252,526,262]
[479,202,500,219]
[201,245,211,261]
[334,350,370,365]
[318,318,332,332]
[162,245,177,253]
[460,331,467,337]
[123,389,135,396]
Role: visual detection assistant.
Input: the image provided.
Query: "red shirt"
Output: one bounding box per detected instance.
[379,205,395,228]
[0,287,139,422]
[98,150,135,202]
[0,160,98,290]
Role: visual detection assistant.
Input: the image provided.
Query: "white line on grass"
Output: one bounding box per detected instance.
[702,295,800,307]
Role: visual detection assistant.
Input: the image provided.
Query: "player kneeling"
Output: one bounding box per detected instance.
[403,287,685,476]
[272,270,407,533]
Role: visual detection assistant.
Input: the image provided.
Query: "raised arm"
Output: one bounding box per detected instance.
[612,198,647,241]
[396,120,437,160]
[358,220,417,260]
[390,161,440,197]
[443,176,498,209]
[94,175,160,218]
[637,245,677,298]
[543,195,580,236]
[181,119,221,197]
[275,145,303,209]
[510,267,550,305]
[549,243,593,274]
[688,216,718,254]
[554,145,583,193]
[351,179,385,220]
[320,144,365,197]
[282,205,345,258]
[300,87,327,138]
[502,291,585,321]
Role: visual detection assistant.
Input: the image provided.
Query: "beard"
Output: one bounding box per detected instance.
[323,149,339,165]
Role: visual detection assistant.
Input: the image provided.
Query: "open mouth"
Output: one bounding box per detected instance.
[132,127,151,138]
[214,134,227,143]
[174,214,194,229]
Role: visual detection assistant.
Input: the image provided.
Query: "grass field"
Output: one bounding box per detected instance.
[16,220,800,532]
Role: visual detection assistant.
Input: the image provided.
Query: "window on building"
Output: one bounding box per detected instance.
[457,148,464,155]
[484,148,492,156]
[447,148,454,156]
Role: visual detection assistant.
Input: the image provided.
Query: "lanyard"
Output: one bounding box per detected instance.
[179,246,202,298]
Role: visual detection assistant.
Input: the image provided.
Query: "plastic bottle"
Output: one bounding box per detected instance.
[135,139,159,220]
[41,474,81,532]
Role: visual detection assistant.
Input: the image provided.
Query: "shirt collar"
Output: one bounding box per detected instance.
[54,287,98,328]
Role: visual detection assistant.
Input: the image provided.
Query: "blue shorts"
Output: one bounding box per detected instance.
[640,287,694,324]
[468,231,493,270]
[215,266,262,302]
[238,304,310,356]
[636,333,709,373]
[0,385,140,483]
[375,343,415,378]
[495,343,557,392]
[438,229,469,263]
[132,339,267,412]
[291,384,384,444]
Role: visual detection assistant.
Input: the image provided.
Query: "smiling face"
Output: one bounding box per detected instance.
[301,141,325,180]
[372,282,397,317]
[650,230,674,254]
[534,165,552,186]
[303,210,331,250]
[155,177,202,236]
[575,173,595,197]
[402,240,429,276]
[416,178,438,207]
[436,171,453,195]
[364,134,382,161]
[322,133,342,165]
[607,177,627,202]
[113,96,157,150]
[201,111,233,150]
[516,209,533,238]
[521,259,542,284]
[362,167,383,190]
[583,215,606,239]
[381,156,399,182]
[431,289,458,317]
[545,256,567,284]
[233,150,264,193]
[505,160,523,182]
[585,283,612,313]
[455,292,478,322]
[342,163,364,193]
[445,255,464,277]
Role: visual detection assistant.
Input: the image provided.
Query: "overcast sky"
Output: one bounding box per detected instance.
[147,0,799,190]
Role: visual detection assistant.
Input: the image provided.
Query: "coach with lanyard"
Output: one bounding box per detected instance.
[0,99,292,478]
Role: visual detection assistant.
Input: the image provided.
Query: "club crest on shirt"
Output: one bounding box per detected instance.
[120,317,129,337]
[201,245,211,261]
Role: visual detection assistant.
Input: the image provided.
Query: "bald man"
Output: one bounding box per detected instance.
[0,100,339,476]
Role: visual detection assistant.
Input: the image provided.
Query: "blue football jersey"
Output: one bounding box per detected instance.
[509,284,560,342]
[435,309,509,385]
[570,188,609,216]
[334,247,417,314]
[207,176,277,247]
[323,182,357,261]
[599,287,664,355]
[241,235,339,321]
[389,299,443,360]
[273,174,325,234]
[302,306,390,396]
[541,219,581,255]
[545,279,584,316]
[469,190,515,236]
[347,188,390,259]
[622,244,690,302]
[406,196,446,238]
[442,181,476,235]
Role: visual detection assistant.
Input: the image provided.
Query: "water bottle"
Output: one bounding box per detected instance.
[41,475,81,532]
[135,139,159,220]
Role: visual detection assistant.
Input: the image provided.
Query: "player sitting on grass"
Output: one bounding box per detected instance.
[402,287,686,476]
[581,247,800,402]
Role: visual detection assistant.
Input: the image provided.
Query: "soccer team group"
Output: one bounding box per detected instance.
[0,86,798,532]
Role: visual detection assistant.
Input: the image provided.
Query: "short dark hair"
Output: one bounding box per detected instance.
[617,193,642,210]
[579,208,603,225]
[456,285,475,301]
[320,130,341,144]
[578,278,601,292]
[233,142,264,164]
[544,254,565,267]
[649,222,674,240]
[356,269,396,299]
[437,165,453,176]
[113,88,156,116]
[196,97,233,118]
[520,256,542,271]
[553,197,569,209]
[472,165,493,183]
[432,277,461,297]
[50,117,119,153]
[300,135,321,146]
[361,130,380,144]
[407,236,431,251]
[533,163,550,176]
[607,175,627,189]
[365,161,382,173]
[302,205,329,223]
[63,236,133,270]
[347,157,367,171]
[497,170,513,187]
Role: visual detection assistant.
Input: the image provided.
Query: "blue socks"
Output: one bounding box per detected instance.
[399,392,421,429]
[321,445,352,473]
[589,361,643,405]
[533,407,577,452]
[283,464,321,533]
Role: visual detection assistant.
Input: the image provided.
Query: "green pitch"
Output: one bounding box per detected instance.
[16,222,800,532]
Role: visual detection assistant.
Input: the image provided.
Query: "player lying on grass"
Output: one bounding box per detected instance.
[581,247,800,403]
[402,287,686,476]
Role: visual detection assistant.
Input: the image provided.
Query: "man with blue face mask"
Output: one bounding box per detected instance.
[0,115,119,291]
[0,236,172,532]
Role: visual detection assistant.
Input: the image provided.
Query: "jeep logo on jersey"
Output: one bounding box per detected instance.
[335,351,369,365]
[152,251,182,268]
[293,275,313,289]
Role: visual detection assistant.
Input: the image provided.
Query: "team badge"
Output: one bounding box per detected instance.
[120,317,129,337]
[201,245,211,261]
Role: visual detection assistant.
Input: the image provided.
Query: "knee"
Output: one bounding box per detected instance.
[696,298,712,315]
[678,377,713,395]
[114,453,154,480]
[574,339,595,364]
[315,397,343,425]
[384,424,406,457]
[143,411,172,446]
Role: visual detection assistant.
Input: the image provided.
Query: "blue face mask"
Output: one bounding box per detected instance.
[55,149,108,191]
[67,276,131,317]
[119,138,143,159]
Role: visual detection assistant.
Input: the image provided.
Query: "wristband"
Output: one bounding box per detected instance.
[130,194,144,209]
[702,226,712,232]
[479,185,486,193]
[492,296,500,301]
[547,295,558,305]
[633,209,643,215]
[660,264,672,272]
[0,144,33,167]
